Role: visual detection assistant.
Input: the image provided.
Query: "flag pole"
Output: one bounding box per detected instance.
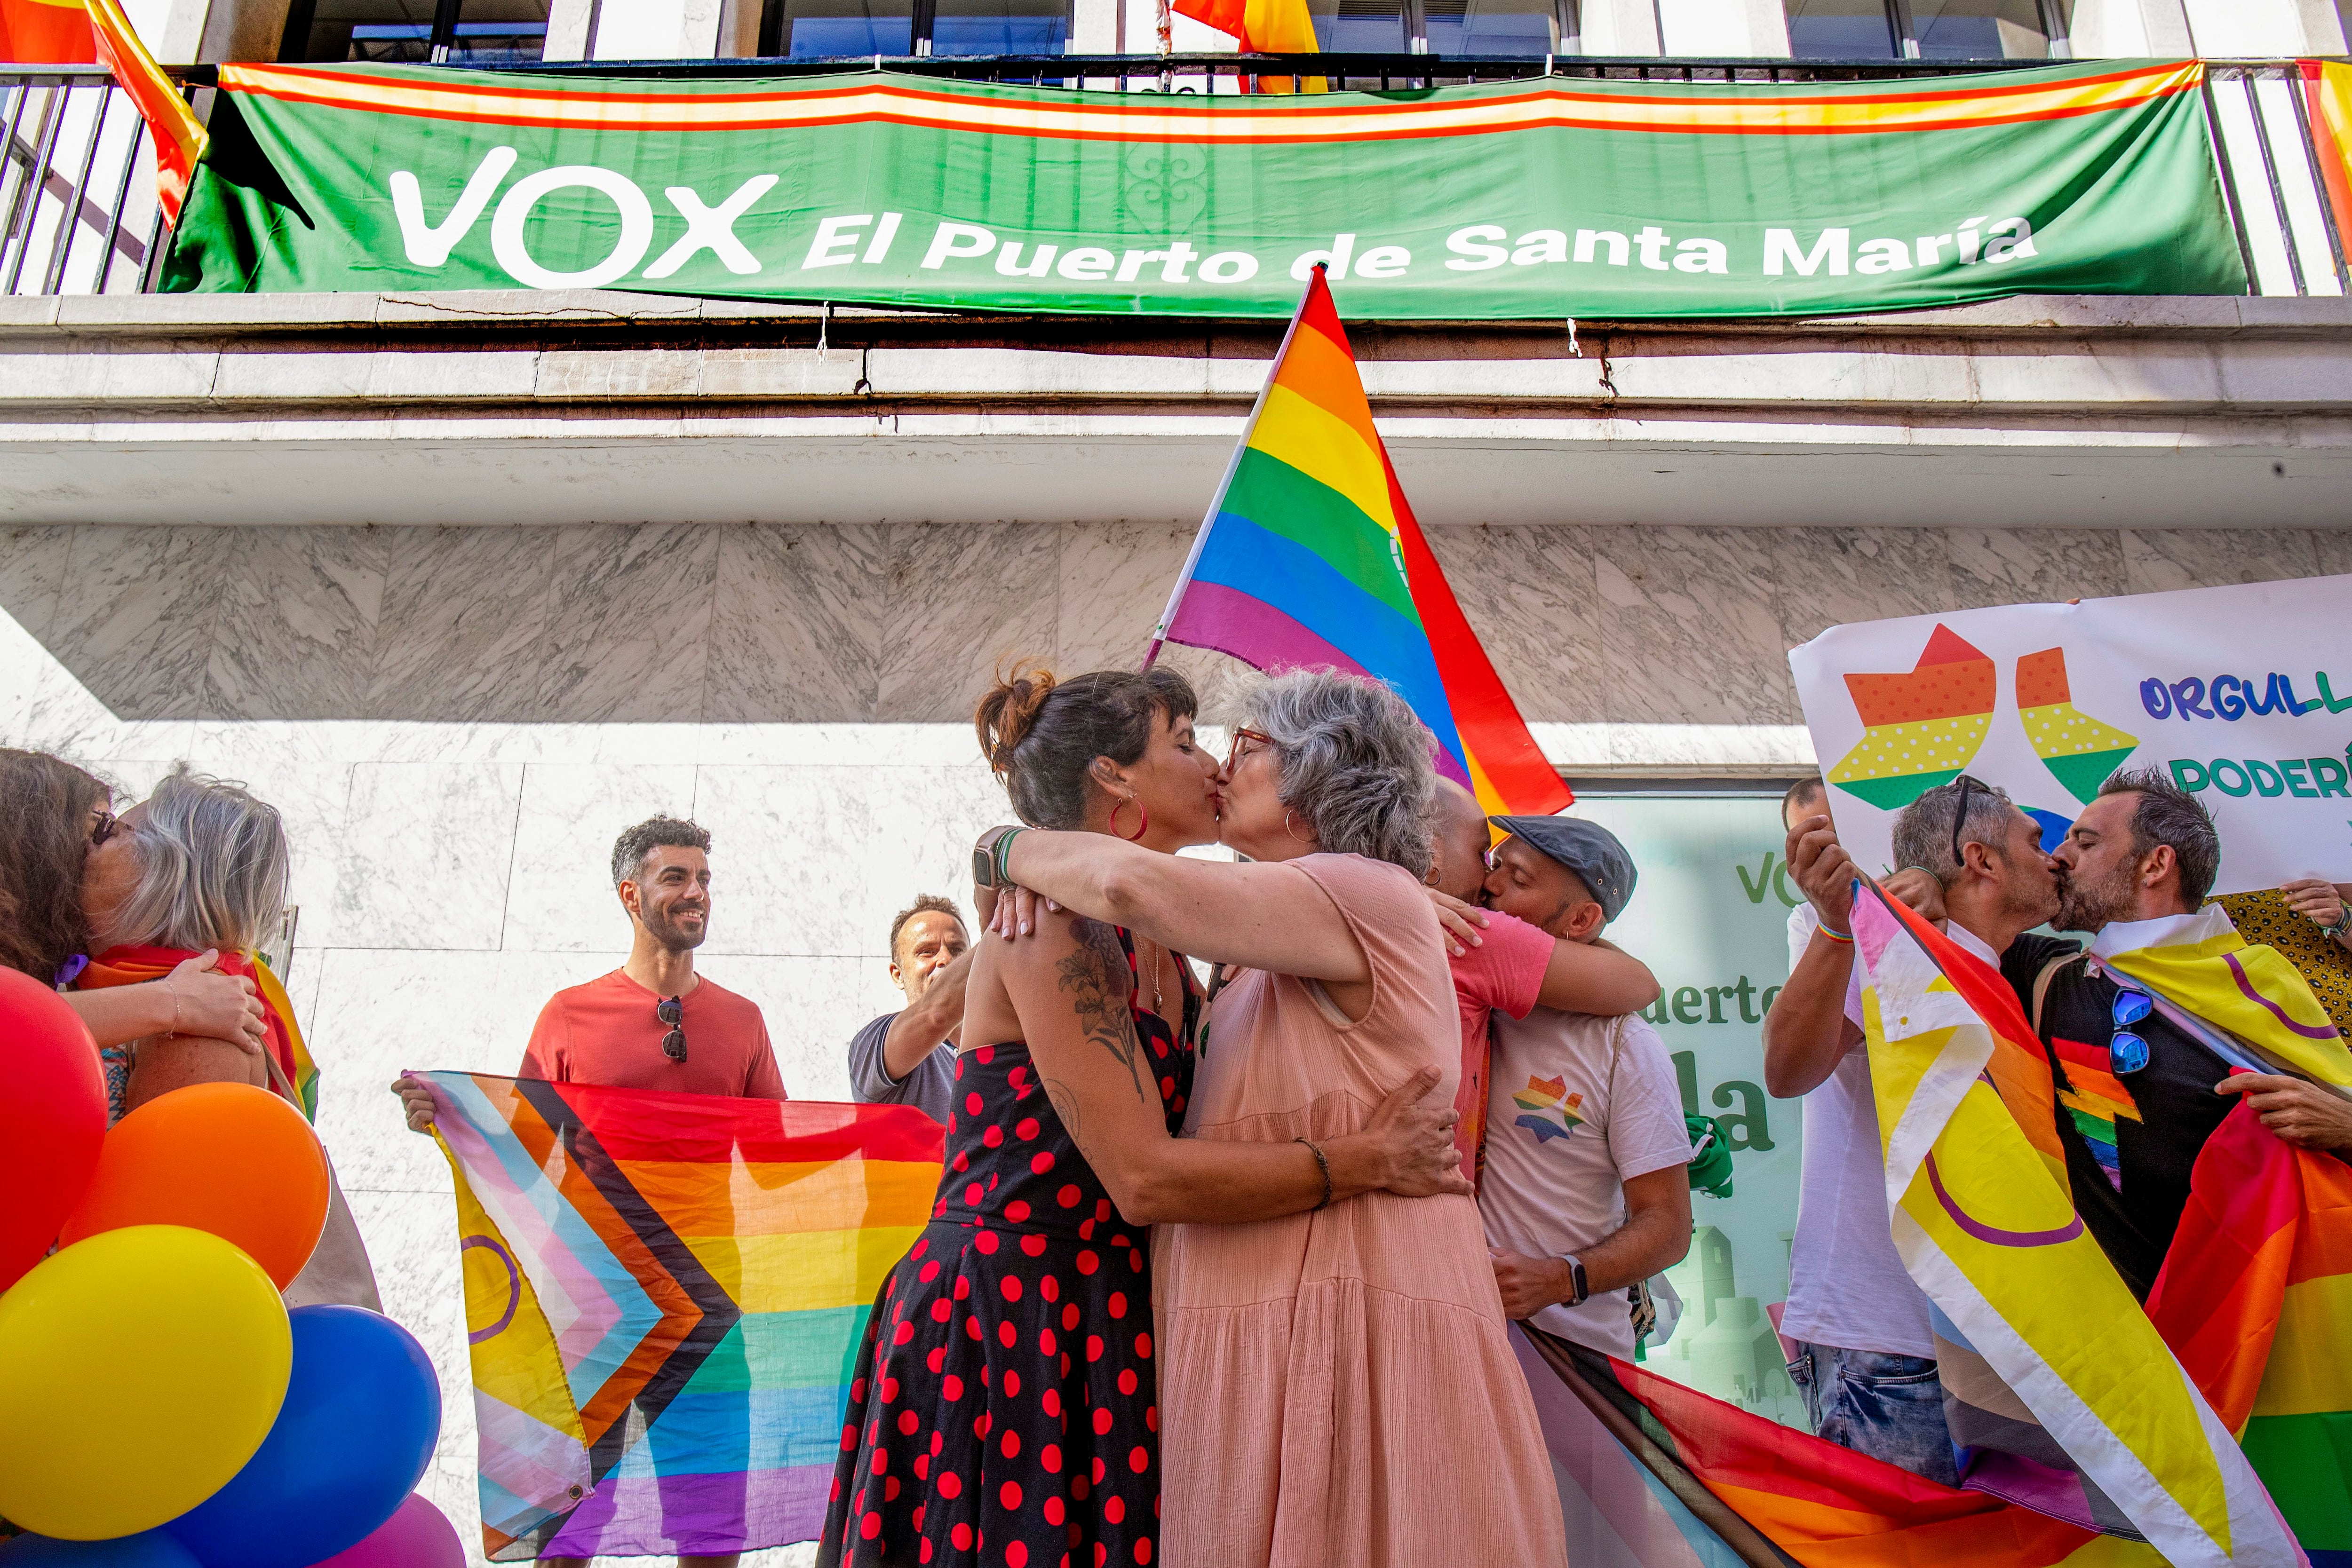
[1141,267,1324,672]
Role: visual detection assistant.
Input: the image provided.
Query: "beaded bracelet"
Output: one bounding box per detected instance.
[1294,1136,1332,1210]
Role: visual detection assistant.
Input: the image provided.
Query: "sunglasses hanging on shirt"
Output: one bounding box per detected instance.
[658,996,687,1062]
[2108,987,2153,1075]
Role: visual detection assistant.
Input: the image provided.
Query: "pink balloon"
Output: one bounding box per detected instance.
[301,1493,464,1568]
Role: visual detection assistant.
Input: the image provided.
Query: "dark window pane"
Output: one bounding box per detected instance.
[1424,0,1565,54]
[1309,0,1405,52]
[1783,0,1896,56]
[767,0,913,55]
[288,0,436,62]
[447,0,548,62]
[930,0,1070,54]
[1910,0,2049,57]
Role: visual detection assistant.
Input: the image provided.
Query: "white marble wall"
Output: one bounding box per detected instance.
[3,517,2344,1566]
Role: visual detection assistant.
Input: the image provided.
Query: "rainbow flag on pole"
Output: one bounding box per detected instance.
[423,1072,943,1560]
[1144,266,1570,819]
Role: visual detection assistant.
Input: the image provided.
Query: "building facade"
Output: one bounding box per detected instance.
[6,3,2352,1562]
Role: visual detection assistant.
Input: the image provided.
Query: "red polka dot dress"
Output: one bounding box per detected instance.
[821,926,1196,1568]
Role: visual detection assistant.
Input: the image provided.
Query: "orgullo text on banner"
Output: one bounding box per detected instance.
[1788,575,2352,898]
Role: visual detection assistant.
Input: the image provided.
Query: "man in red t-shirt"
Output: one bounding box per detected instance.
[1423,779,1661,1185]
[394,814,782,1568]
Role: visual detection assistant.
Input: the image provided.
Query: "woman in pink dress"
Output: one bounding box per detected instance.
[987,669,1569,1568]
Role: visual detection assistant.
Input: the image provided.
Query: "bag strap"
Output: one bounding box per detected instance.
[2029,952,2081,1038]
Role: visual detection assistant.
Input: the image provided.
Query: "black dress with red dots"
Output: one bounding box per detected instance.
[820,926,1198,1568]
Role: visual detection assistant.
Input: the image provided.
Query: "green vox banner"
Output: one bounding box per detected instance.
[167,59,2249,317]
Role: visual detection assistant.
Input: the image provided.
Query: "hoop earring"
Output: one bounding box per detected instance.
[1111,796,1149,842]
[1284,810,1311,844]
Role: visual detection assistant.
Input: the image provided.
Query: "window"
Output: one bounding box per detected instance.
[1784,0,2064,58]
[280,0,548,61]
[755,0,1071,55]
[1422,0,1575,55]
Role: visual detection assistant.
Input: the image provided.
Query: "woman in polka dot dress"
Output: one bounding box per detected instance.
[819,665,1468,1568]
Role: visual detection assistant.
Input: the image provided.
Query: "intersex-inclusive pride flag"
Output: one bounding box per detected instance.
[422,1072,942,1561]
[1144,267,1570,819]
[1849,887,2302,1568]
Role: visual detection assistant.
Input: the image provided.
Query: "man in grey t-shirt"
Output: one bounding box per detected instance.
[847,895,971,1125]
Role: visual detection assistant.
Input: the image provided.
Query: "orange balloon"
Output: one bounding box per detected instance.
[59,1082,330,1289]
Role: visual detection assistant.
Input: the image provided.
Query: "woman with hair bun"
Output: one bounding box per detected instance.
[819,665,1469,1568]
[982,668,1569,1568]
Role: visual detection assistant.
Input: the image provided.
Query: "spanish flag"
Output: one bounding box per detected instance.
[0,0,95,63]
[1173,0,1323,92]
[83,0,206,223]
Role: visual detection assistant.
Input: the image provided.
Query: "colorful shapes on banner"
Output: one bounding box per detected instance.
[2024,807,2074,855]
[0,966,107,1292]
[0,1225,291,1541]
[59,1082,331,1290]
[1827,626,1995,810]
[165,1306,441,1568]
[2017,648,2140,806]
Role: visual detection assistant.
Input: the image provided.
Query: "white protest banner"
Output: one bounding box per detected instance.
[1787,574,2352,897]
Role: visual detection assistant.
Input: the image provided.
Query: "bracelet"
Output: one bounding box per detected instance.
[166,976,181,1037]
[1294,1136,1332,1211]
[1815,921,1854,944]
[993,826,1025,888]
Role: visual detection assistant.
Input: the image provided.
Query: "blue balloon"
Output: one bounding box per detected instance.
[163,1307,440,1568]
[0,1534,201,1568]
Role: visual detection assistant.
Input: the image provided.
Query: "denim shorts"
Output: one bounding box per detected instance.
[1787,1340,1961,1488]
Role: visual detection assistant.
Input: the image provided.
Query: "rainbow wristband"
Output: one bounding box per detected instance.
[1816,920,1854,944]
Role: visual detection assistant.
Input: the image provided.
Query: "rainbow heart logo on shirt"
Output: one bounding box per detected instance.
[1512,1075,1585,1146]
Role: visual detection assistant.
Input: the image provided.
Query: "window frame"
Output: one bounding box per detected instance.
[1785,0,2070,61]
[1404,0,1578,55]
[279,0,548,62]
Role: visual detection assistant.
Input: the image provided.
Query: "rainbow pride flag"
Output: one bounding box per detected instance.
[423,1072,943,1560]
[1145,267,1570,818]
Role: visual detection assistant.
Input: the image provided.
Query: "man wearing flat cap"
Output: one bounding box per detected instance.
[1475,813,1696,1361]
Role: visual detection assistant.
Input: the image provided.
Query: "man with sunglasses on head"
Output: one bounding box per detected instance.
[392,815,778,1568]
[1764,776,2005,1482]
[394,814,784,1126]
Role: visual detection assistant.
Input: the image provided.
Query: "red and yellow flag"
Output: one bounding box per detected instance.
[82,0,206,223]
[0,0,95,63]
[1172,0,1323,92]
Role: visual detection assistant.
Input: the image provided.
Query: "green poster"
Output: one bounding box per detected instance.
[1572,793,1809,1427]
[167,59,2248,317]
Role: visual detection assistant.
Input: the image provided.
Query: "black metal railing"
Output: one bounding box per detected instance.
[3,55,2345,299]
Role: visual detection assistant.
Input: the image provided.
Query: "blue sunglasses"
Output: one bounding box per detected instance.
[2110,987,2153,1075]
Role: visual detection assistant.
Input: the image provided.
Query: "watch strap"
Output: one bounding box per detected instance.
[974,826,1019,890]
[1561,1254,1589,1309]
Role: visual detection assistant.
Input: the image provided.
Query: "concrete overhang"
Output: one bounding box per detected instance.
[4,290,2350,527]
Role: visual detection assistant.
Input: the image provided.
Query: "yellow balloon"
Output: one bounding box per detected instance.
[0,1224,291,1539]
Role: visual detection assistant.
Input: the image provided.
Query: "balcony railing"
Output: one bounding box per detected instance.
[3,55,2344,301]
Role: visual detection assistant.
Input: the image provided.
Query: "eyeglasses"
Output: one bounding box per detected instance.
[1950,774,1980,873]
[2109,987,2152,1075]
[1481,840,1502,872]
[1225,727,1274,775]
[657,997,687,1062]
[88,808,118,847]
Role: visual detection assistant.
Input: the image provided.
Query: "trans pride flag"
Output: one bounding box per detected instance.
[423,1072,942,1560]
[1145,268,1570,818]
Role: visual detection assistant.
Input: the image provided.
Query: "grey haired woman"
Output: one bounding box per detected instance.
[77,763,296,1115]
[980,669,1568,1568]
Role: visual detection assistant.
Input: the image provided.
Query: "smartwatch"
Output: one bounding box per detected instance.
[974,826,1020,890]
[1560,1254,1589,1309]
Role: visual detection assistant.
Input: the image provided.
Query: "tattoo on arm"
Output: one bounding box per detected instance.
[1057,917,1146,1101]
[1046,1077,1084,1146]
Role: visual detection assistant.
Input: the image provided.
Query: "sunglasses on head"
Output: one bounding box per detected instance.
[657,996,687,1062]
[1949,774,1980,872]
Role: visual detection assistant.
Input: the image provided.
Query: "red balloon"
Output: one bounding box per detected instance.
[0,967,107,1291]
[300,1492,465,1568]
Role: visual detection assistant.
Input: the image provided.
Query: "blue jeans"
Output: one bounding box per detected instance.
[1787,1341,1961,1488]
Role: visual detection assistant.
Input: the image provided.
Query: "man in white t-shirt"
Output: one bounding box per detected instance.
[1477,814,1694,1358]
[1764,777,1971,1485]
